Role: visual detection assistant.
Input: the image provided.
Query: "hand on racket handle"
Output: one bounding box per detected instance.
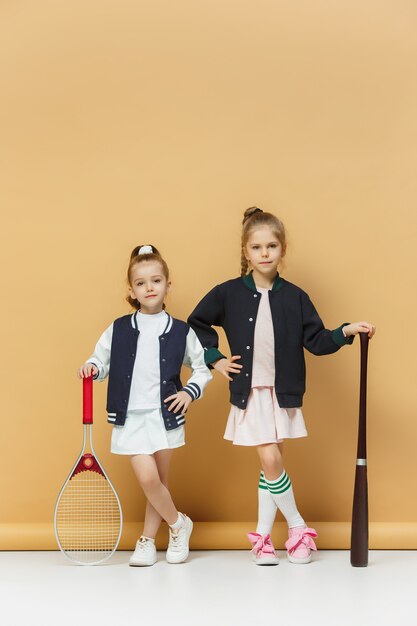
[77,362,98,379]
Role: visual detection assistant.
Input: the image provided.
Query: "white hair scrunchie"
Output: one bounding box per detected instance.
[138,245,153,255]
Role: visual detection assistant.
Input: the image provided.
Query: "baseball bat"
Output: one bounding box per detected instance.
[350,331,369,567]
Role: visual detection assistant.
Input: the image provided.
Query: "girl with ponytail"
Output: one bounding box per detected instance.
[78,245,211,567]
[188,208,375,565]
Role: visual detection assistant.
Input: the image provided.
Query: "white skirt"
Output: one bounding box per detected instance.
[111,408,185,455]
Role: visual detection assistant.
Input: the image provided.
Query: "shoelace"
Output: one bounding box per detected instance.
[169,528,184,550]
[137,538,152,552]
[247,533,276,556]
[285,527,318,553]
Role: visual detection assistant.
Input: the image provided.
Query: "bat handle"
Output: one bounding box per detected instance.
[83,375,93,424]
[357,332,369,460]
[359,331,369,357]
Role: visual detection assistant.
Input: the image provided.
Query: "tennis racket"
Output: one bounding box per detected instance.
[350,332,369,567]
[54,375,122,565]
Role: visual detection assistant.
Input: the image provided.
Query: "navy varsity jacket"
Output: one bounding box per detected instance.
[187,272,354,409]
[88,312,212,429]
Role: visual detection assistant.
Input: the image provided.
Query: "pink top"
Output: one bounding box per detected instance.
[251,287,275,387]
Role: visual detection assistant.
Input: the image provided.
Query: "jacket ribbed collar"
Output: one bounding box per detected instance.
[131,310,172,334]
[241,271,283,292]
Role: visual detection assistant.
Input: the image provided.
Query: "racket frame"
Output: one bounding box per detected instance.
[54,377,123,565]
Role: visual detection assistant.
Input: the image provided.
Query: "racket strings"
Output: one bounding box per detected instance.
[55,469,121,564]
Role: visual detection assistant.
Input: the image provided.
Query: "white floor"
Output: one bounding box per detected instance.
[1,551,416,626]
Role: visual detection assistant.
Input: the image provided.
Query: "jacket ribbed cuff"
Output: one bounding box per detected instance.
[332,324,355,347]
[181,383,201,401]
[203,347,226,367]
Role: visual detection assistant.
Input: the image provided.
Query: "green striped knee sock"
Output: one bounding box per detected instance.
[256,471,277,535]
[265,470,305,529]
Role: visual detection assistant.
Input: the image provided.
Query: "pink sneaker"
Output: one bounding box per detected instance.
[285,526,318,564]
[247,532,279,566]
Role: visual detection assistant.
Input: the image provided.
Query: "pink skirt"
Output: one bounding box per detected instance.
[224,386,308,446]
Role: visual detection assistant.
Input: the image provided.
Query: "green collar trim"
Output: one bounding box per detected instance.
[241,271,283,292]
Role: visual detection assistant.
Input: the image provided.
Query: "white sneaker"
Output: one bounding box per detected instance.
[129,536,157,567]
[166,514,193,564]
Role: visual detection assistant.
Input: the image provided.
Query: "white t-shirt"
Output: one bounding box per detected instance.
[130,310,168,408]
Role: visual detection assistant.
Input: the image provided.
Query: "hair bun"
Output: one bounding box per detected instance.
[243,206,263,223]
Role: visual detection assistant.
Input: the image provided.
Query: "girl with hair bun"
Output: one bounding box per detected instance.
[188,208,375,565]
[78,245,211,567]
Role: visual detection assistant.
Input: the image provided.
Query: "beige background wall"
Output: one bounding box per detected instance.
[1,0,416,548]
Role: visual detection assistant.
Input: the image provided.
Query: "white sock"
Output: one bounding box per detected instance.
[169,512,185,531]
[265,470,305,529]
[256,471,277,535]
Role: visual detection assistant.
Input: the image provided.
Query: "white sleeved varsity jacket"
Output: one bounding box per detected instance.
[86,311,212,429]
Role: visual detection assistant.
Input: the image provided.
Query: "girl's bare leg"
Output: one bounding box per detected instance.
[131,452,178,527]
[256,442,284,479]
[142,449,173,538]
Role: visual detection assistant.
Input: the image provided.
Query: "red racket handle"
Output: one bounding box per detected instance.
[83,375,93,424]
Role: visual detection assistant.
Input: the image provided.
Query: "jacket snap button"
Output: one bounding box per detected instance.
[246,345,250,350]
[163,380,166,384]
[127,374,131,378]
[131,353,135,357]
[162,358,166,362]
[245,373,249,377]
[241,399,245,403]
[123,399,127,403]
[249,318,253,322]
[253,294,258,298]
